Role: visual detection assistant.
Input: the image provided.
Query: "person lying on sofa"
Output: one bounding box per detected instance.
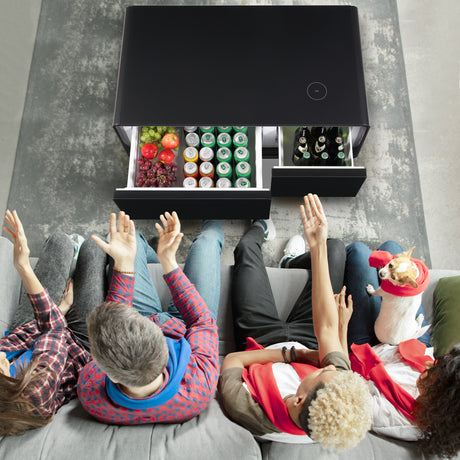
[77,211,224,424]
[345,241,460,458]
[0,210,107,436]
[219,194,373,451]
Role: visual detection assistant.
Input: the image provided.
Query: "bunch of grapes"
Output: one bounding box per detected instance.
[136,157,178,188]
[140,126,176,147]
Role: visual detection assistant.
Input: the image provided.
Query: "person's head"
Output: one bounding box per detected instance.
[285,366,372,451]
[414,344,460,458]
[87,302,169,387]
[0,358,53,435]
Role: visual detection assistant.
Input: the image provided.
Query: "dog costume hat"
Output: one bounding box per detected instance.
[368,251,430,297]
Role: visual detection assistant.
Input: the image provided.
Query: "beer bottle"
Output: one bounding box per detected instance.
[316,151,329,166]
[292,127,310,165]
[299,151,312,166]
[334,151,346,166]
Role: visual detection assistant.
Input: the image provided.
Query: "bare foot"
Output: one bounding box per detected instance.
[58,279,74,315]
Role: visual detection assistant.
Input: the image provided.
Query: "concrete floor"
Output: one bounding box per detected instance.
[0,0,459,269]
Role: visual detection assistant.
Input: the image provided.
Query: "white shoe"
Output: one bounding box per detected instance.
[252,219,276,241]
[279,235,305,267]
[67,233,85,259]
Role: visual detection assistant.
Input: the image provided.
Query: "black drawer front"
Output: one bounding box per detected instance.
[114,189,271,219]
[271,167,366,197]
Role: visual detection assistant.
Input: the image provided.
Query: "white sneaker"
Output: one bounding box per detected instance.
[279,235,305,267]
[252,219,276,241]
[67,233,85,259]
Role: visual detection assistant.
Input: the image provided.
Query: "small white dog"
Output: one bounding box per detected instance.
[366,247,430,345]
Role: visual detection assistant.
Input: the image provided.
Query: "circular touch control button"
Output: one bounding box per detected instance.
[307,82,327,101]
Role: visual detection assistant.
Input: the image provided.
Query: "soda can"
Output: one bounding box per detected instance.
[234,177,251,188]
[234,146,250,163]
[184,126,197,133]
[235,161,251,179]
[216,177,232,188]
[233,132,248,148]
[201,132,216,149]
[199,176,214,188]
[199,146,214,162]
[216,162,232,179]
[217,132,232,149]
[199,126,214,134]
[216,147,232,163]
[185,132,200,148]
[183,161,198,178]
[183,177,198,188]
[217,126,232,134]
[233,126,248,133]
[183,146,199,162]
[199,161,215,178]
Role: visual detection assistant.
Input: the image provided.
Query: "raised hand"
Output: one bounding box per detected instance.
[155,211,183,274]
[92,211,136,273]
[300,193,328,250]
[3,210,31,272]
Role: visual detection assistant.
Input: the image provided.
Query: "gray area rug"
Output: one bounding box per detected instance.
[6,0,431,268]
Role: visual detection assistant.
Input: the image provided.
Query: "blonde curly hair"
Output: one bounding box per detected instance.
[300,371,372,451]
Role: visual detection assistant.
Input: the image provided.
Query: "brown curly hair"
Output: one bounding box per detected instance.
[414,344,460,458]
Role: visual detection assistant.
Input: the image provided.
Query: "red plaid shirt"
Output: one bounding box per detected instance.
[0,291,90,417]
[77,268,219,424]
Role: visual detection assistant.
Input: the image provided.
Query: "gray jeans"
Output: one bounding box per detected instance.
[12,232,107,350]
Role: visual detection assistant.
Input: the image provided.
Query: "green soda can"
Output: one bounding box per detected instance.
[236,161,251,179]
[216,162,232,179]
[216,147,232,163]
[217,126,232,134]
[199,126,214,134]
[233,126,248,133]
[233,132,248,148]
[234,177,251,188]
[216,177,232,188]
[234,146,250,163]
[217,132,232,149]
[201,132,216,149]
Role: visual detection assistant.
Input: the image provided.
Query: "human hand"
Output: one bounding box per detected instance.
[155,211,182,274]
[58,279,74,315]
[335,286,353,329]
[3,210,31,272]
[300,194,328,250]
[92,211,136,272]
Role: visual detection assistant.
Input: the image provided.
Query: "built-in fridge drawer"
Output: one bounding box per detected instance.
[270,126,366,197]
[113,126,271,219]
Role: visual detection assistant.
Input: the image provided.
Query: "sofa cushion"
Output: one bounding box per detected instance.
[431,275,460,357]
[0,399,262,460]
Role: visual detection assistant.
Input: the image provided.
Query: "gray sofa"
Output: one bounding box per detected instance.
[0,236,459,460]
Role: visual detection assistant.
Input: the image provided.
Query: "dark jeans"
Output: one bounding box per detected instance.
[344,241,431,348]
[13,232,107,351]
[232,226,346,350]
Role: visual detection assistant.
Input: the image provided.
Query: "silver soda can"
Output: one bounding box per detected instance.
[199,161,215,178]
[216,177,232,188]
[185,132,200,148]
[199,176,214,188]
[199,146,214,162]
[183,177,198,188]
[184,126,198,133]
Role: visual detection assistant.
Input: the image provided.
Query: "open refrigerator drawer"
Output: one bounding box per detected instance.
[269,126,366,197]
[113,126,271,219]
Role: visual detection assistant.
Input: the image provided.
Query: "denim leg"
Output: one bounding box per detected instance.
[165,220,224,322]
[345,241,381,347]
[131,232,162,316]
